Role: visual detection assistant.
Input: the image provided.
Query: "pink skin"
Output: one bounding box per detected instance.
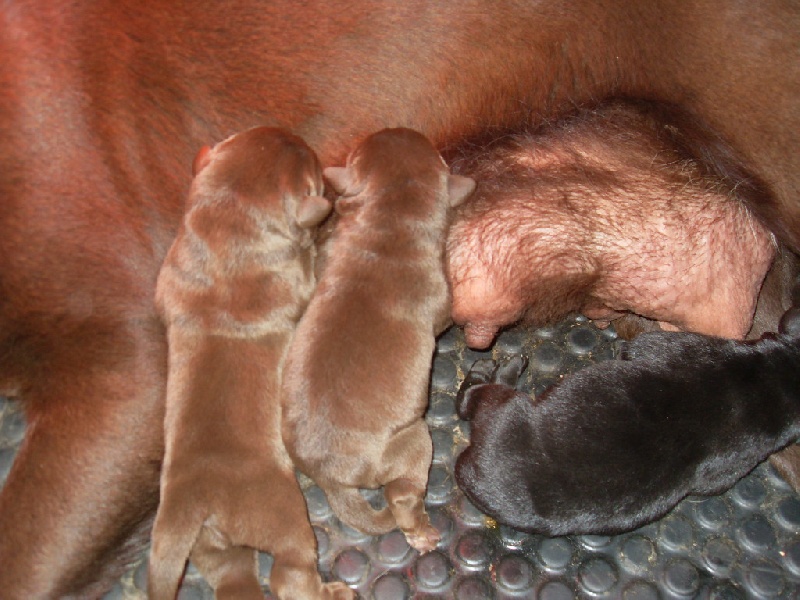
[446,107,777,349]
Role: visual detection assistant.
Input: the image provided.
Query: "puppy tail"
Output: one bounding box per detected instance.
[325,486,396,535]
[147,508,204,600]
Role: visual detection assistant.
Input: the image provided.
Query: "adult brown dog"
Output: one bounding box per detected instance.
[147,127,351,599]
[0,1,798,597]
[282,128,474,552]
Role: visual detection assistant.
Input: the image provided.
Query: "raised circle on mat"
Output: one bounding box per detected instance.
[736,514,776,554]
[495,554,535,592]
[775,495,800,532]
[371,572,411,600]
[619,534,657,575]
[577,557,618,594]
[538,580,576,600]
[662,558,700,596]
[454,576,493,600]
[694,496,732,531]
[730,475,768,509]
[414,550,452,591]
[621,580,660,600]
[700,536,739,577]
[657,514,694,552]
[332,548,371,586]
[376,529,411,566]
[566,326,598,355]
[455,530,491,570]
[537,537,574,572]
[743,558,785,597]
[578,534,612,550]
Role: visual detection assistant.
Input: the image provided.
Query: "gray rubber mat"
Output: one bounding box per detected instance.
[2,317,798,599]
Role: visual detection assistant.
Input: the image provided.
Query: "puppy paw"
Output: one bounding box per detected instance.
[456,359,495,419]
[492,355,528,386]
[460,358,496,389]
[405,523,441,554]
[323,581,355,599]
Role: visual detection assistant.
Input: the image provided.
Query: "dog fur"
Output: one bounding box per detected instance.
[147,127,351,599]
[455,308,800,536]
[281,128,474,552]
[1,2,799,595]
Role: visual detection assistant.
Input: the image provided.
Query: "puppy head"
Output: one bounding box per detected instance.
[190,127,332,237]
[324,128,474,216]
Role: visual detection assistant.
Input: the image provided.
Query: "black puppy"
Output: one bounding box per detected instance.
[455,309,800,536]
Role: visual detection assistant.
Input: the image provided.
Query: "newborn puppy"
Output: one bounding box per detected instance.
[282,128,475,552]
[148,127,352,599]
[455,308,800,536]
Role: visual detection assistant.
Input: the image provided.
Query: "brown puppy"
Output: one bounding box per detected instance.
[148,127,351,600]
[282,128,474,552]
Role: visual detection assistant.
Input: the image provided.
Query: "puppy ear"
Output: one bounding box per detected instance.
[192,145,213,176]
[323,166,352,195]
[447,175,476,207]
[296,195,333,228]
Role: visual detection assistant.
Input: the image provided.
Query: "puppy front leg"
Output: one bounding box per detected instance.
[383,421,440,553]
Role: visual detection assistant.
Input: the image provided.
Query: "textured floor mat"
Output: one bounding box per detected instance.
[2,317,798,599]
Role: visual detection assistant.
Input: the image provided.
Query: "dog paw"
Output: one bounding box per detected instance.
[405,523,441,554]
[460,358,496,389]
[492,355,528,386]
[323,581,355,599]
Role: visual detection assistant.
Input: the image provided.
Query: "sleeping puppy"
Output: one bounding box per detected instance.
[148,127,352,600]
[282,128,475,552]
[455,307,800,536]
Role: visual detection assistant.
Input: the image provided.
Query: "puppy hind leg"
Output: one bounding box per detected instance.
[148,498,206,600]
[323,484,396,535]
[190,524,263,600]
[264,483,355,599]
[383,422,440,553]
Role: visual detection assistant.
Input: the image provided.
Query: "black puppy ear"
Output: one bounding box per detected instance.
[296,195,333,228]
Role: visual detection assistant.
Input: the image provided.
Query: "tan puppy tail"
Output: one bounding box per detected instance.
[325,486,397,535]
[147,509,204,600]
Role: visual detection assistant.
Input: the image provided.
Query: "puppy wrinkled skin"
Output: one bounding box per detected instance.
[282,128,474,553]
[147,127,352,600]
[456,310,800,536]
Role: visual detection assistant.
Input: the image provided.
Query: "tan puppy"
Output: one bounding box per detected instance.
[282,128,475,552]
[148,127,352,600]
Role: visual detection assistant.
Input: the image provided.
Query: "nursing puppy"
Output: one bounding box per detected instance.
[282,128,474,552]
[148,127,351,599]
[455,307,800,536]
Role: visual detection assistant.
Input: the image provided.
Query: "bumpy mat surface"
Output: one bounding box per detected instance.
[1,318,798,599]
